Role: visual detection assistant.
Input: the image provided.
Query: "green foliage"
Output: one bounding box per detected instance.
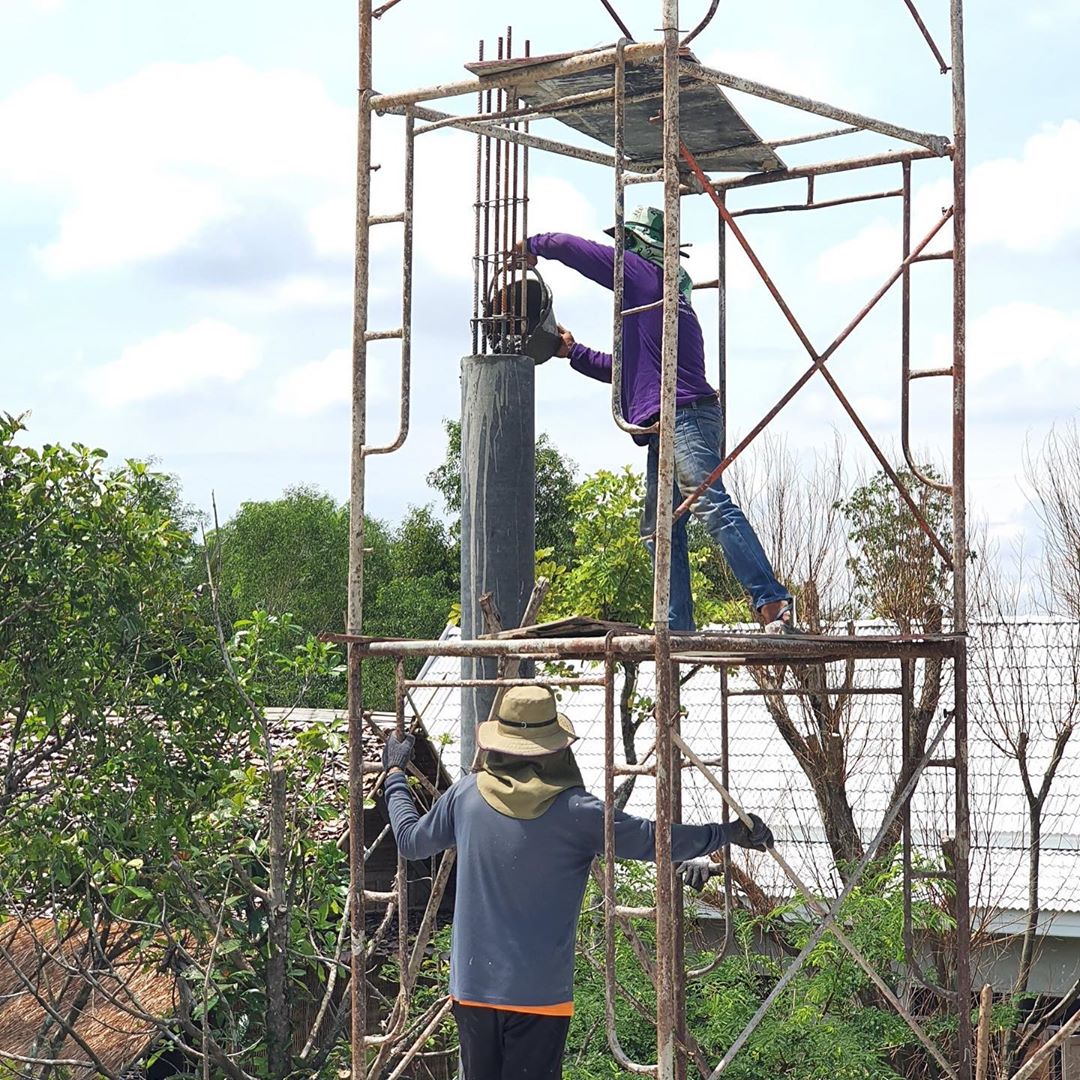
[540,467,740,628]
[838,468,951,627]
[564,857,953,1080]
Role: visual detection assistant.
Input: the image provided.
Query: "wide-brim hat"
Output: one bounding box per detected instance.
[477,685,578,758]
[604,204,690,257]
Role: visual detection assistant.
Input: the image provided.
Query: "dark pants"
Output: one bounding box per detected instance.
[452,1002,571,1080]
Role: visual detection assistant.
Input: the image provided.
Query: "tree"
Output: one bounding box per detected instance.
[204,485,351,635]
[426,418,579,566]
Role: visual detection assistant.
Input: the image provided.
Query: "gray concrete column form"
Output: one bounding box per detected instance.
[459,355,535,776]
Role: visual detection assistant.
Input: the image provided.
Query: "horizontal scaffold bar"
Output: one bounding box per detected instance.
[321,630,962,663]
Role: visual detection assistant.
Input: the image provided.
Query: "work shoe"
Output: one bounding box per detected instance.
[757,600,804,635]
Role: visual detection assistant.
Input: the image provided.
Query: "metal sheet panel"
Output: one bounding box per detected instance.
[466,49,786,175]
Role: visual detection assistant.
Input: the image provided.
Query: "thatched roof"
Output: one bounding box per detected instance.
[0,918,176,1079]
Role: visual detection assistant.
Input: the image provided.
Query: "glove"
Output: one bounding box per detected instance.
[677,856,721,892]
[728,813,774,852]
[382,733,415,773]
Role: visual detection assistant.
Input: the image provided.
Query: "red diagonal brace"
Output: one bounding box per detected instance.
[675,141,955,570]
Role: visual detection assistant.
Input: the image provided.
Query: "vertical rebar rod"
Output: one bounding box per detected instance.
[472,40,484,355]
[654,5,682,1079]
[349,2,374,1075]
[522,40,530,283]
[951,0,971,1071]
[481,45,493,356]
[493,35,504,350]
[502,29,514,347]
[900,160,913,474]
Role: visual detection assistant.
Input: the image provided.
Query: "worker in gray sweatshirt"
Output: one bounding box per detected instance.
[382,684,773,1079]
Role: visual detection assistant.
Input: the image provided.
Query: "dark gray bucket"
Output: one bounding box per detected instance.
[484,268,561,363]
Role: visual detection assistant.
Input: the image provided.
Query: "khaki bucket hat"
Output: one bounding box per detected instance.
[476,685,578,758]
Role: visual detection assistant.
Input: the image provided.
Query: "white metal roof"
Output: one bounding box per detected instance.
[408,618,1080,919]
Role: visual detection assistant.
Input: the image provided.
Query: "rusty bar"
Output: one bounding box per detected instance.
[611,39,657,437]
[899,159,951,493]
[716,195,726,456]
[901,0,951,73]
[654,7,682,1078]
[364,328,403,342]
[911,249,954,262]
[599,0,635,39]
[730,187,903,218]
[492,36,504,351]
[501,30,513,349]
[471,40,483,355]
[324,629,959,661]
[364,110,414,457]
[603,642,658,1074]
[713,148,938,191]
[671,157,955,562]
[681,141,959,565]
[404,676,605,688]
[767,125,861,148]
[511,33,526,347]
[368,212,404,225]
[681,0,719,46]
[348,2,373,1074]
[371,0,405,16]
[725,685,903,697]
[901,659,916,1002]
[953,3,972,1064]
[910,366,954,379]
[481,54,493,356]
[371,41,664,111]
[680,57,950,154]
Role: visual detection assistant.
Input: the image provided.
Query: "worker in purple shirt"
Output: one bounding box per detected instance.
[517,206,797,633]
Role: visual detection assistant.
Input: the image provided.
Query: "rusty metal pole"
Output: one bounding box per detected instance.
[716,197,727,458]
[654,4,681,1079]
[348,2,374,1075]
[951,1,972,1078]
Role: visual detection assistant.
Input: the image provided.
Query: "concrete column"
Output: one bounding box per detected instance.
[459,355,535,776]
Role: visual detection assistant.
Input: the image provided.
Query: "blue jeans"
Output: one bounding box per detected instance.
[641,401,790,631]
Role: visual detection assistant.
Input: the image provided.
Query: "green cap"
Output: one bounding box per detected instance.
[604,205,690,253]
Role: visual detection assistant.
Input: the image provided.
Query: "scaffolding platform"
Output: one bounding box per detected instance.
[466,47,786,175]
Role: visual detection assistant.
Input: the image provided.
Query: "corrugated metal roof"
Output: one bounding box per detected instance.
[408,618,1080,916]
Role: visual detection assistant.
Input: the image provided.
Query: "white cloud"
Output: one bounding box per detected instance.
[965,301,1080,387]
[815,221,901,285]
[89,319,260,406]
[815,120,1080,281]
[0,61,353,274]
[272,348,350,417]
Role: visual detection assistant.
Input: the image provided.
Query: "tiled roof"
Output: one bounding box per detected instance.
[407,618,1080,917]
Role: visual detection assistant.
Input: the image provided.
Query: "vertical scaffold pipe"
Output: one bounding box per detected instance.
[459,355,536,775]
[950,2,971,1078]
[348,2,374,1076]
[654,3,682,1080]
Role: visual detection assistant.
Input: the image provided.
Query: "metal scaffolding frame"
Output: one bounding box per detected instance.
[341,1,969,1076]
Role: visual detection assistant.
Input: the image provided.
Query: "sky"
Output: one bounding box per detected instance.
[1,0,1078,567]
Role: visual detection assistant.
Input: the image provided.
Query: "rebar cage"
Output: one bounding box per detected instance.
[338,2,969,1077]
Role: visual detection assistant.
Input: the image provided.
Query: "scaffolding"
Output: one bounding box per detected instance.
[335,1,970,1077]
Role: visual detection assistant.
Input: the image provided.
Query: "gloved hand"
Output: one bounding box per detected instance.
[728,813,774,852]
[555,324,575,358]
[382,732,415,773]
[677,856,721,892]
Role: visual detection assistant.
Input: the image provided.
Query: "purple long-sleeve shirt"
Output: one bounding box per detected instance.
[526,232,715,439]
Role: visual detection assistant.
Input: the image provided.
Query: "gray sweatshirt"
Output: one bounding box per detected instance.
[383,771,734,1008]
